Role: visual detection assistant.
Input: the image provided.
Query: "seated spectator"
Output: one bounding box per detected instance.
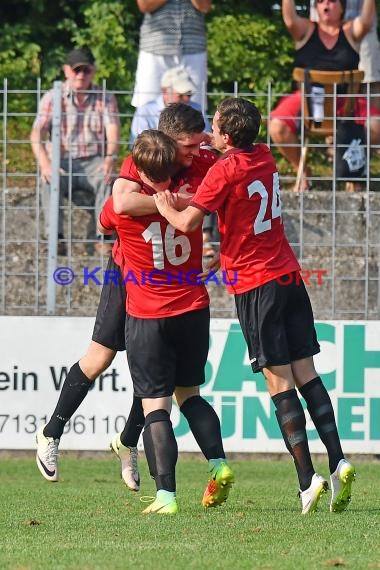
[130,65,211,145]
[311,0,380,107]
[30,47,120,255]
[270,0,380,191]
[132,0,211,109]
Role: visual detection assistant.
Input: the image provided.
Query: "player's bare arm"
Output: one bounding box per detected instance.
[154,189,204,232]
[112,177,158,216]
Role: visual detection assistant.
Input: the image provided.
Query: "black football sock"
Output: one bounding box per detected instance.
[299,377,344,473]
[275,410,293,455]
[272,389,314,491]
[119,395,145,447]
[142,409,177,492]
[180,395,225,460]
[43,362,91,439]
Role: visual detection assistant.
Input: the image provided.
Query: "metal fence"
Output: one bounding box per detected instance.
[1,80,380,318]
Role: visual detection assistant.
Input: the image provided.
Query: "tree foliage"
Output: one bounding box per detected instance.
[5,0,378,96]
[0,0,292,91]
[207,13,293,98]
[0,0,141,90]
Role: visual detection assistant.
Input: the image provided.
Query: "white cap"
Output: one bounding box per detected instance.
[160,66,195,95]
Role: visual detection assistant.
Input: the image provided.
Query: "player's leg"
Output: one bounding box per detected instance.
[126,314,178,514]
[110,394,144,492]
[141,397,178,514]
[263,364,327,514]
[235,279,327,513]
[47,341,115,440]
[264,364,315,488]
[35,340,116,482]
[286,276,353,510]
[173,307,234,507]
[294,357,344,474]
[88,255,144,490]
[176,386,225,463]
[296,365,355,513]
[36,256,130,482]
[176,386,234,508]
[286,279,355,512]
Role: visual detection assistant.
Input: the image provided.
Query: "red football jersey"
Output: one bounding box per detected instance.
[100,191,209,318]
[110,236,123,268]
[190,144,300,294]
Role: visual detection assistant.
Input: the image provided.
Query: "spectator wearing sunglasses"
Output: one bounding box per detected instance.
[269,0,380,191]
[30,47,120,255]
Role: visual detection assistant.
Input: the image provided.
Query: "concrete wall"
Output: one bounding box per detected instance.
[2,188,380,318]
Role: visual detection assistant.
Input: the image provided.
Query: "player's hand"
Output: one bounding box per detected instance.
[205,250,220,272]
[200,131,214,147]
[175,194,192,211]
[175,182,193,210]
[154,189,175,215]
[198,251,221,282]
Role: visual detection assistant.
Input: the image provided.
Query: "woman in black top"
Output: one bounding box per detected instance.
[270,0,379,191]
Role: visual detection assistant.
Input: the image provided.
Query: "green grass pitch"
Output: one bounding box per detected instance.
[1,454,379,570]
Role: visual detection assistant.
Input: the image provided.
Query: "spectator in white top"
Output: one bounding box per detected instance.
[132,0,211,110]
[130,65,211,145]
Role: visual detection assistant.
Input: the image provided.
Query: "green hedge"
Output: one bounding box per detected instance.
[0,1,293,96]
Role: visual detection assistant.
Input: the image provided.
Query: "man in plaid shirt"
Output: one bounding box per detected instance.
[30,47,120,255]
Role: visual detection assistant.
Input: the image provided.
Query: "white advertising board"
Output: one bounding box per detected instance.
[1,317,379,453]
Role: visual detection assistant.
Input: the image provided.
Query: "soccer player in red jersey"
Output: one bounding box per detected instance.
[99,128,233,514]
[35,105,221,499]
[154,97,355,515]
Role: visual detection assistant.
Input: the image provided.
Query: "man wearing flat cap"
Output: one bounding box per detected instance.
[130,65,210,145]
[30,47,120,255]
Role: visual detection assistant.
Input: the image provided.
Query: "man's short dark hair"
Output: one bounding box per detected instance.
[216,97,261,148]
[158,103,205,137]
[132,129,177,183]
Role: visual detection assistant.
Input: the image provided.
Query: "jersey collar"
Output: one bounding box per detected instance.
[219,144,255,160]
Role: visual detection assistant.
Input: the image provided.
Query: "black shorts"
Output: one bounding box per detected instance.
[125,307,210,398]
[91,256,126,351]
[235,273,320,373]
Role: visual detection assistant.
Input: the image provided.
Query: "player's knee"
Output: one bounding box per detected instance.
[269,118,290,142]
[79,352,115,380]
[174,386,199,407]
[144,409,170,427]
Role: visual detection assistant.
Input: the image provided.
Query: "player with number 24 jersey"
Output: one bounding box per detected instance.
[190,143,300,293]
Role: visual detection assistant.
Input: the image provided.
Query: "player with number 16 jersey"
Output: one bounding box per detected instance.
[99,169,209,319]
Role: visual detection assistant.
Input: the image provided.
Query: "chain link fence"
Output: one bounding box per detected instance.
[1,80,380,318]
